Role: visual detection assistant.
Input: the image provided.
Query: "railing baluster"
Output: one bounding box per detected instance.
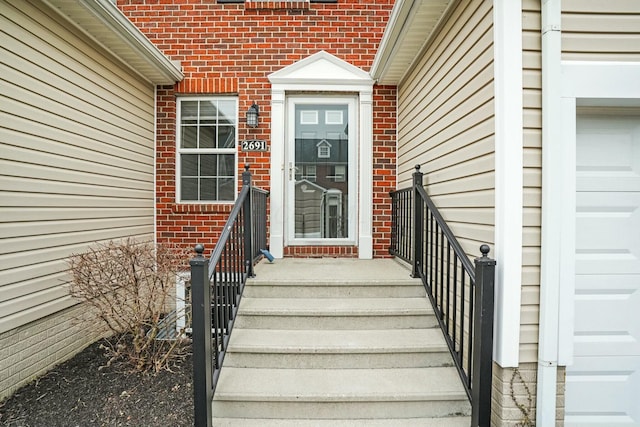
[232,219,239,303]
[213,273,221,369]
[439,229,444,319]
[452,254,458,349]
[446,240,451,335]
[434,223,439,308]
[425,210,430,283]
[460,271,466,370]
[406,190,411,260]
[467,276,474,390]
[222,246,229,335]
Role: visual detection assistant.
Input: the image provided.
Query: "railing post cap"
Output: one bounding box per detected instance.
[475,244,496,265]
[414,164,421,171]
[480,244,490,257]
[244,164,250,172]
[190,244,206,266]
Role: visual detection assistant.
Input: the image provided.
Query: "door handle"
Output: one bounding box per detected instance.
[289,162,299,180]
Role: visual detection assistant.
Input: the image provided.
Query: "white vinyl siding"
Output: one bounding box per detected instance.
[562,0,640,61]
[396,0,495,259]
[0,1,156,333]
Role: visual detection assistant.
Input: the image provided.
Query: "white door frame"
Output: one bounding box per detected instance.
[558,61,640,364]
[267,51,375,259]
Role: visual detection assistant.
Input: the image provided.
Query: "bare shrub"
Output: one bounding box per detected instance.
[68,238,191,372]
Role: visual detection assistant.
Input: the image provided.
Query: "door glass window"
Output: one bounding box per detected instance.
[294,104,349,239]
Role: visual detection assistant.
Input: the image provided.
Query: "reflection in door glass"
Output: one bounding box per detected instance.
[294,104,349,239]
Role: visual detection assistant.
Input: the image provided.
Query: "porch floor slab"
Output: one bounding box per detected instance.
[252,257,413,283]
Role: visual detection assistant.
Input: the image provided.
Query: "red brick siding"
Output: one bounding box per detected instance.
[372,86,397,256]
[119,0,397,257]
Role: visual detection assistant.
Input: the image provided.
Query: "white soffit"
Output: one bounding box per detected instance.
[43,0,183,85]
[371,0,452,85]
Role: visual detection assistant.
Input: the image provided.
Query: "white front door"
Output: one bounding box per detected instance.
[285,96,357,245]
[566,112,640,426]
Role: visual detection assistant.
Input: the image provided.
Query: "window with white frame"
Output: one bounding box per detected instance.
[177,98,237,202]
[317,140,331,158]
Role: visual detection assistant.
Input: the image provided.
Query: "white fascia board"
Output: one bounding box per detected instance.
[86,0,183,82]
[492,0,523,368]
[45,0,183,84]
[370,0,413,82]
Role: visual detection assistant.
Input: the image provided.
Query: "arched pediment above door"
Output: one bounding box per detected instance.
[268,50,373,88]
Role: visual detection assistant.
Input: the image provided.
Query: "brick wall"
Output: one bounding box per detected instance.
[118,0,397,257]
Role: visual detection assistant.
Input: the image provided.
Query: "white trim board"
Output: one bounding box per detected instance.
[493,0,523,368]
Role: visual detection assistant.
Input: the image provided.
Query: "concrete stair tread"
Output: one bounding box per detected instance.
[239,297,433,315]
[214,367,468,402]
[243,280,426,298]
[213,417,471,426]
[228,328,447,353]
[248,278,419,286]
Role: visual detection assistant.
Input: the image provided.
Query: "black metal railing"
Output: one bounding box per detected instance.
[390,165,496,427]
[189,166,268,427]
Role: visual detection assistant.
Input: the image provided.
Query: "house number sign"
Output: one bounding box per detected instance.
[241,139,268,152]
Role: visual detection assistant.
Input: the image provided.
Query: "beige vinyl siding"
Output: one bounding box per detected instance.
[520,0,542,363]
[396,0,494,258]
[0,1,156,333]
[562,0,640,61]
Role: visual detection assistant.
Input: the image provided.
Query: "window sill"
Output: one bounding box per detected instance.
[245,1,310,10]
[172,203,235,214]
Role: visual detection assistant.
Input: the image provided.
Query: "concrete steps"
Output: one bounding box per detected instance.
[212,258,471,424]
[234,297,438,329]
[223,328,452,368]
[214,367,470,419]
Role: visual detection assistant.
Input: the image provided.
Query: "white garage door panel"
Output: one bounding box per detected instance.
[576,114,640,192]
[568,112,640,427]
[576,193,640,275]
[574,275,640,355]
[566,356,640,427]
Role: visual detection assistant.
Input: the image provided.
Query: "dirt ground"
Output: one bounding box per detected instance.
[0,340,194,427]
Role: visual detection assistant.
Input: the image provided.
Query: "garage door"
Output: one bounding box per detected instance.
[565,112,640,427]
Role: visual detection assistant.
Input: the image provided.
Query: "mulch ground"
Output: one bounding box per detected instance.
[0,340,194,427]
